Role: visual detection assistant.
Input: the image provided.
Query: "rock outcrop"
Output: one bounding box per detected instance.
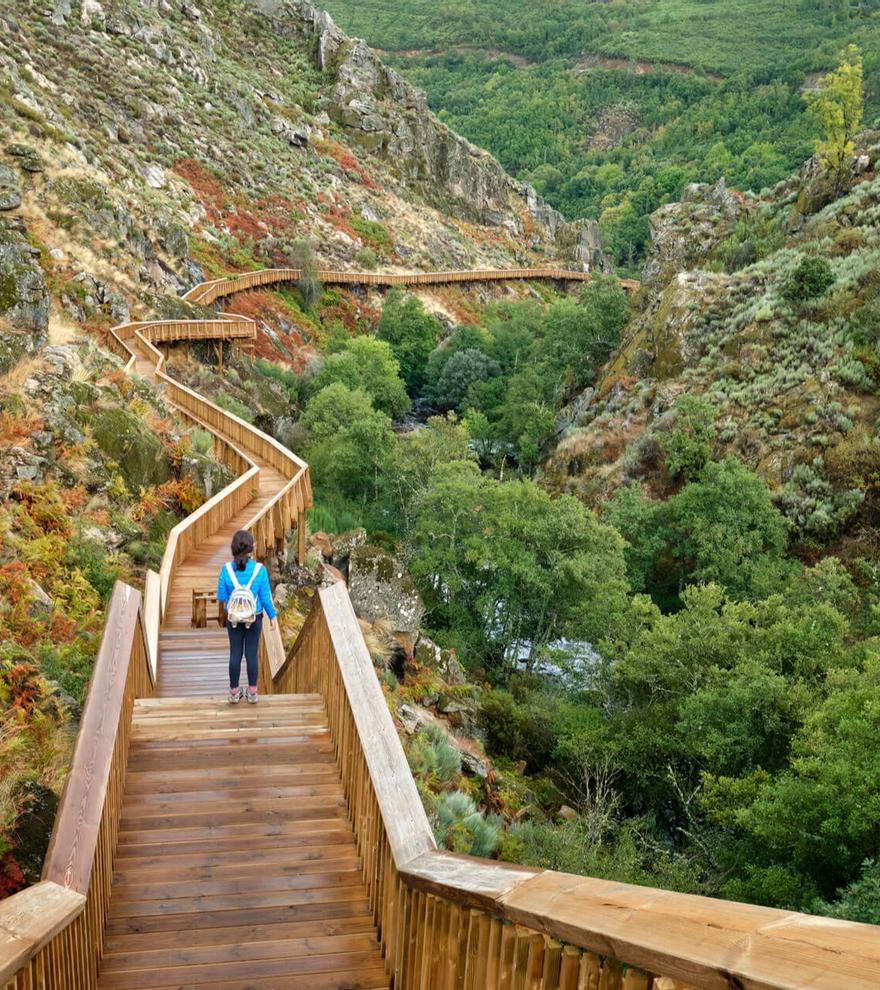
[0,216,49,334]
[258,0,609,269]
[348,544,426,636]
[644,178,746,282]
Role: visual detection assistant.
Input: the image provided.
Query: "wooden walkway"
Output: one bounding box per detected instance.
[99,697,387,990]
[94,339,387,989]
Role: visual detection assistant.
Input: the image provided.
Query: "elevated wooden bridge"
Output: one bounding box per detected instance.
[1,267,878,990]
[182,266,641,306]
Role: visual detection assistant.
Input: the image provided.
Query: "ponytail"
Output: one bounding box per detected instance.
[231,529,254,571]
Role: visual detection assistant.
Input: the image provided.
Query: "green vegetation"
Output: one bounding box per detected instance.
[805,44,864,187]
[323,0,880,269]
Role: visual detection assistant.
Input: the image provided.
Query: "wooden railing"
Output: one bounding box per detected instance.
[0,583,153,990]
[279,582,880,990]
[184,267,641,305]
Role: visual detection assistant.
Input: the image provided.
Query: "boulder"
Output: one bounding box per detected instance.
[181,450,233,498]
[89,406,172,490]
[413,634,466,685]
[347,545,425,634]
[6,145,44,174]
[0,165,22,211]
[0,217,50,332]
[0,325,43,375]
[330,527,366,567]
[398,702,435,734]
[308,531,333,559]
[437,690,479,737]
[27,580,53,617]
[459,749,489,780]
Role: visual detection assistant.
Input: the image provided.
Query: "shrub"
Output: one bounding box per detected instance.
[408,723,462,787]
[189,428,213,455]
[662,394,715,480]
[782,257,835,304]
[355,246,378,270]
[214,391,255,423]
[434,791,501,857]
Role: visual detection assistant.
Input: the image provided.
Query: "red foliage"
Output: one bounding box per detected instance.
[5,663,43,712]
[0,411,44,445]
[172,159,306,265]
[314,139,377,189]
[0,854,26,898]
[0,562,31,606]
[50,613,78,644]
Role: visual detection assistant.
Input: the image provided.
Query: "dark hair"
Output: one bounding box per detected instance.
[231,529,254,571]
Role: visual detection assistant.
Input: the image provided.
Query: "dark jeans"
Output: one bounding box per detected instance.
[228,615,263,689]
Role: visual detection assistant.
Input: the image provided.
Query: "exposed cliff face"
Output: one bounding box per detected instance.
[251,0,608,270]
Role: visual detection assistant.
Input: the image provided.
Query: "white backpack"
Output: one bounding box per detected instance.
[225,561,262,628]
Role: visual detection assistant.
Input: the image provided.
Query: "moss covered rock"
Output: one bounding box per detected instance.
[89,407,171,490]
[0,218,49,332]
[348,544,425,634]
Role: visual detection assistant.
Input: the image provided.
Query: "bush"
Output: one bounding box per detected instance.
[355,246,378,270]
[480,689,557,772]
[782,257,835,304]
[189,428,212,455]
[434,791,501,857]
[214,391,255,423]
[662,394,715,480]
[408,723,462,787]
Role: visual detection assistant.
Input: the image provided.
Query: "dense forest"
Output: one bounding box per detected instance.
[257,291,873,923]
[324,0,880,269]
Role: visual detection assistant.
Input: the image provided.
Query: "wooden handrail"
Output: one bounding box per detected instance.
[184,266,641,305]
[282,582,880,990]
[1,582,153,988]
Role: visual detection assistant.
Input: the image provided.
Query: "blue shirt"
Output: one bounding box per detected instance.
[217,559,277,620]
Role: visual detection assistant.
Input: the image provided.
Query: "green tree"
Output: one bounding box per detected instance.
[382,414,474,534]
[608,459,791,607]
[377,291,442,395]
[312,335,410,418]
[302,383,395,499]
[428,348,500,412]
[542,280,630,399]
[703,656,880,908]
[804,44,863,188]
[410,469,630,669]
[662,394,715,480]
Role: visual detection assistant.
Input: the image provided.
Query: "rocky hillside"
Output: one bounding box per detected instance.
[544,132,880,558]
[0,0,612,895]
[0,0,604,343]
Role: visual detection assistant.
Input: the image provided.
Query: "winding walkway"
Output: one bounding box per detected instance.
[3,266,878,990]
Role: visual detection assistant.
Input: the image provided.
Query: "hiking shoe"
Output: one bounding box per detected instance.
[246,688,258,704]
[229,687,243,704]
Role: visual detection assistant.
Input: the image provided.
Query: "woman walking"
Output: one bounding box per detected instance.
[217,529,277,704]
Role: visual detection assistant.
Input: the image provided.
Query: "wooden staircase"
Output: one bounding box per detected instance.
[98,696,387,990]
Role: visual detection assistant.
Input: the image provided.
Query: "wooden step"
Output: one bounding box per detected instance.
[99,693,387,990]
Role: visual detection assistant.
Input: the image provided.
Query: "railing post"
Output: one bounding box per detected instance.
[297,507,306,565]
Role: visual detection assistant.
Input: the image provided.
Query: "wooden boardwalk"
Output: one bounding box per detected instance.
[93,338,387,989]
[99,697,387,990]
[5,266,879,990]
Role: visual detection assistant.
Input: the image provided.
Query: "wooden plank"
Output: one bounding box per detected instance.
[0,883,85,984]
[499,871,880,990]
